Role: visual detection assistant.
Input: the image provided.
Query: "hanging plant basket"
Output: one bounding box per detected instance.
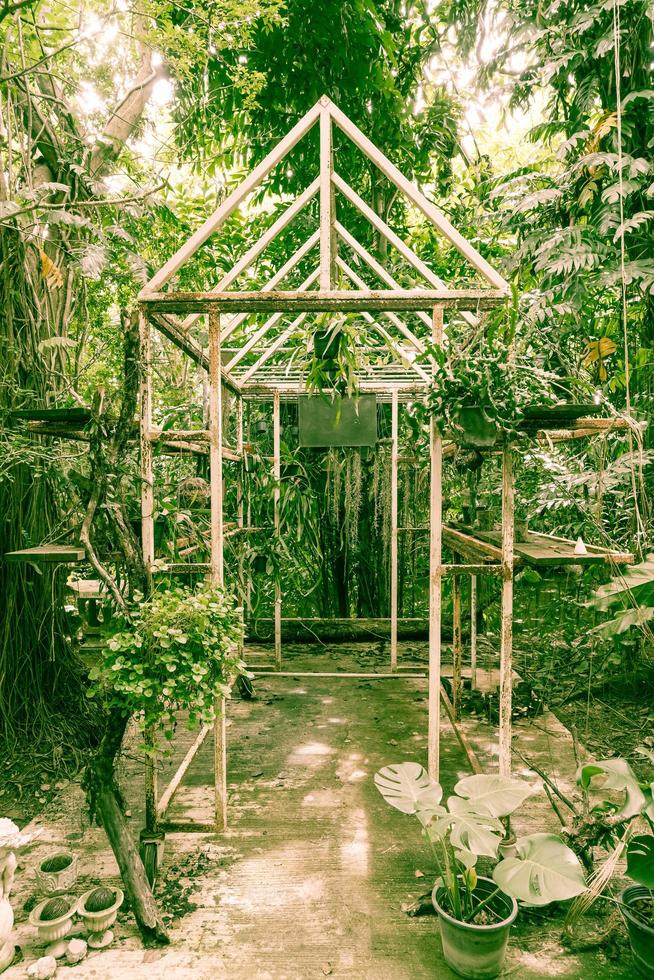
[453,406,498,448]
[252,554,267,575]
[313,327,341,361]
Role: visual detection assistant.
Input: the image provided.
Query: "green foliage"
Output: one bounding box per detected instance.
[375,763,585,919]
[589,555,654,635]
[89,584,247,746]
[423,336,556,442]
[627,835,654,888]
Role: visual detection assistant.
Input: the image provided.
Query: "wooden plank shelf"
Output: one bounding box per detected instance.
[5,544,85,563]
[447,525,633,567]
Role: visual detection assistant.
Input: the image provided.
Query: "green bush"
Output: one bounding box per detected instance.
[89,583,247,748]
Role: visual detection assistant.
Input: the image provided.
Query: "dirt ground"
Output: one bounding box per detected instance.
[3,641,637,979]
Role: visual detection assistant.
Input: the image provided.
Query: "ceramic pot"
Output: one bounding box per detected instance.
[622,885,654,979]
[432,877,517,979]
[34,851,78,895]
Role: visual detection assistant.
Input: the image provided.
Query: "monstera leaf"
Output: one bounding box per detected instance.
[627,835,654,888]
[454,774,535,818]
[374,763,443,818]
[493,833,586,906]
[578,758,648,820]
[431,797,504,858]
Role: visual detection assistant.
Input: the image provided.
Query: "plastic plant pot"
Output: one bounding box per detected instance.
[454,406,498,448]
[622,885,654,978]
[313,327,341,361]
[34,851,78,895]
[432,877,518,979]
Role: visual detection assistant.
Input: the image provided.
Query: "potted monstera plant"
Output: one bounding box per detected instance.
[375,764,586,979]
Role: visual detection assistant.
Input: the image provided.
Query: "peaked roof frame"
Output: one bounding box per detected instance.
[139,95,509,394]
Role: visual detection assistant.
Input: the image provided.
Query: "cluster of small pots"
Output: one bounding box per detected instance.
[26,851,123,976]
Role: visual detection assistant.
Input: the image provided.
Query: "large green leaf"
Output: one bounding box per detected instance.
[627,835,654,888]
[374,763,443,817]
[577,758,647,819]
[454,774,535,817]
[431,797,504,858]
[493,833,586,906]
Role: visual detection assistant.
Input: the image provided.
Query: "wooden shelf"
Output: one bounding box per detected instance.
[444,525,633,567]
[5,544,85,563]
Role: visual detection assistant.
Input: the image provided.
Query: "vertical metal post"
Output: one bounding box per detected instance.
[319,98,336,289]
[209,310,227,830]
[452,573,462,719]
[139,311,154,579]
[428,306,443,781]
[499,444,514,776]
[236,396,245,658]
[273,391,282,669]
[390,389,399,670]
[139,311,157,830]
[470,575,478,690]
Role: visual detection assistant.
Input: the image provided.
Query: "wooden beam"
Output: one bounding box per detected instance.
[209,310,228,832]
[141,289,506,315]
[142,100,321,293]
[499,446,514,777]
[220,232,320,341]
[139,312,154,576]
[335,221,432,334]
[181,179,320,332]
[428,306,443,782]
[225,268,319,373]
[149,312,241,397]
[335,256,428,366]
[470,574,478,690]
[273,392,282,670]
[328,99,509,290]
[156,724,211,818]
[319,103,334,290]
[452,574,462,719]
[239,313,307,384]
[390,389,398,671]
[333,176,446,287]
[443,526,504,562]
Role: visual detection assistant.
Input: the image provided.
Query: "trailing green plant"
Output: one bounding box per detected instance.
[423,335,556,445]
[304,314,362,395]
[375,763,586,923]
[89,582,247,749]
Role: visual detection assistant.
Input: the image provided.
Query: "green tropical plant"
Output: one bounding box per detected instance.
[89,583,248,748]
[423,337,556,445]
[375,763,586,922]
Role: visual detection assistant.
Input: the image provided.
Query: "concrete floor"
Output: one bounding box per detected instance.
[4,642,635,979]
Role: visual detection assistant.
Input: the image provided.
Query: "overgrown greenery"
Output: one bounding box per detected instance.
[90,583,247,749]
[0,0,652,835]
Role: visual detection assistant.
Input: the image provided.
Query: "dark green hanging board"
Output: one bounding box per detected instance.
[298,395,377,447]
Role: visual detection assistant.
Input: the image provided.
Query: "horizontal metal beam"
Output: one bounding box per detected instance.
[140,289,507,314]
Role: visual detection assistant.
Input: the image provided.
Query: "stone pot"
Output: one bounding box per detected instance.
[432,877,517,979]
[34,851,78,895]
[77,888,124,948]
[622,885,654,978]
[29,895,77,958]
